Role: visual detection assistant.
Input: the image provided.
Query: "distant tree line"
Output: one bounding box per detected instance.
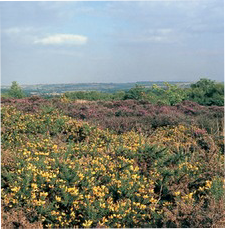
[62,78,224,106]
[63,90,126,101]
[1,78,224,106]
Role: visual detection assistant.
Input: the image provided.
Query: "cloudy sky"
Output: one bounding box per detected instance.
[0,0,224,85]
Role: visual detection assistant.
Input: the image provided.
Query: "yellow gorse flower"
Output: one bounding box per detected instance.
[11,187,20,192]
[82,220,93,228]
[55,196,61,202]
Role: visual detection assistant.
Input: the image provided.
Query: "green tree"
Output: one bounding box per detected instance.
[188,78,224,106]
[123,84,147,100]
[8,81,25,99]
[190,78,215,90]
[148,83,187,105]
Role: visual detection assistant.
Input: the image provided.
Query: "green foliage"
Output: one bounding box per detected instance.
[123,84,147,100]
[64,91,125,101]
[122,79,223,106]
[122,83,187,105]
[45,79,224,107]
[1,79,223,107]
[187,78,224,106]
[1,89,11,99]
[210,176,224,202]
[148,83,188,105]
[8,81,25,99]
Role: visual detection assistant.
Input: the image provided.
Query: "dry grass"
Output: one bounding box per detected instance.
[74,99,96,104]
[1,207,43,229]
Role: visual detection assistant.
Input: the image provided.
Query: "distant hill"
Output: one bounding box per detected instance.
[1,81,191,96]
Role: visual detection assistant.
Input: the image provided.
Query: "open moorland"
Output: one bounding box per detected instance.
[1,79,224,228]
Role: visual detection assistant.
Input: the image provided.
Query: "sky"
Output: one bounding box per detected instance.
[0,0,224,85]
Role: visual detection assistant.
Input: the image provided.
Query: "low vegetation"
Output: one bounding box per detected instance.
[1,79,224,228]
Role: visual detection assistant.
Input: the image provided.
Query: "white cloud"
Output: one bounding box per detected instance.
[39,0,78,9]
[3,27,88,47]
[3,27,41,45]
[34,34,88,46]
[137,0,210,9]
[4,27,36,35]
[126,28,176,44]
[148,28,174,43]
[108,0,198,18]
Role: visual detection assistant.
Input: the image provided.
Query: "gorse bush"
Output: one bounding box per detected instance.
[2,145,159,228]
[1,102,224,228]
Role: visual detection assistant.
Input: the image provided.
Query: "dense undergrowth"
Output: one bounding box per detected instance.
[1,97,224,228]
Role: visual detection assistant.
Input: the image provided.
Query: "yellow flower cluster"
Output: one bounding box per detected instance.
[1,106,160,228]
[1,105,224,228]
[178,161,199,172]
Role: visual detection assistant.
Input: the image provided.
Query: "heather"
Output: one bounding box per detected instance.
[2,97,223,136]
